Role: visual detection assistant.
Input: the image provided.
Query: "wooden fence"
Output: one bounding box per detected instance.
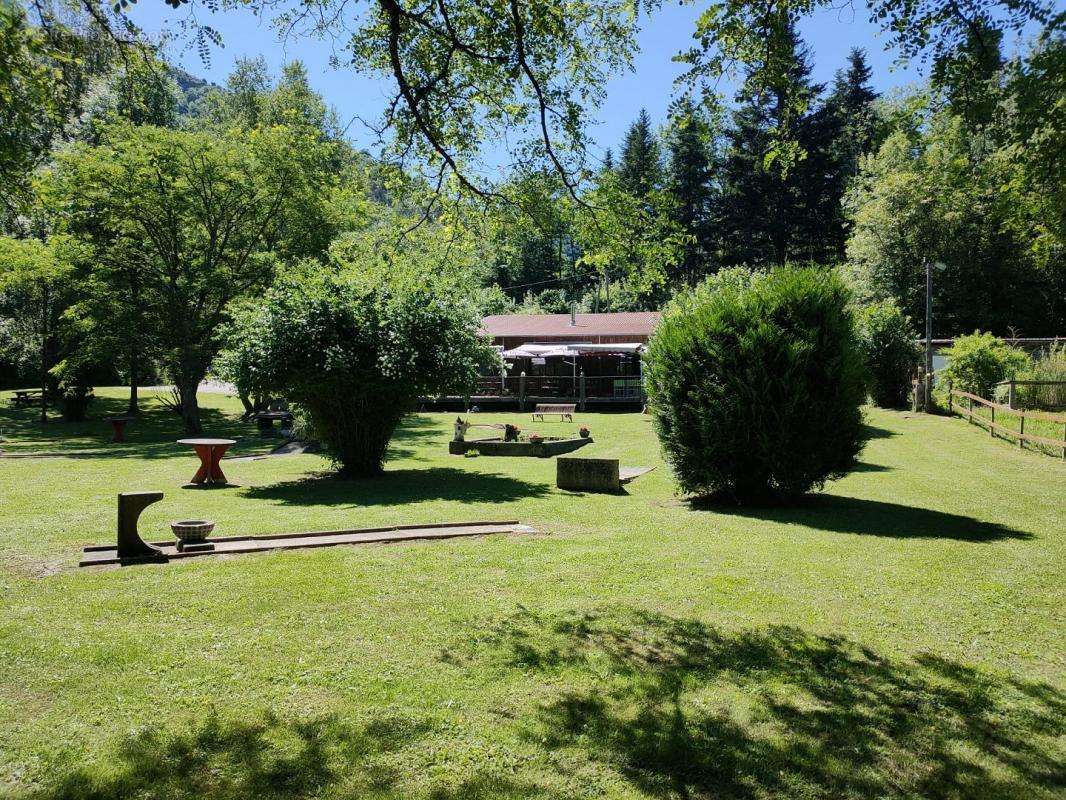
[947,384,1066,459]
[993,379,1066,411]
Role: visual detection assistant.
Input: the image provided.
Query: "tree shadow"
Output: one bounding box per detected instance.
[26,710,430,800]
[243,467,551,507]
[21,710,570,800]
[385,414,448,462]
[0,393,268,459]
[850,461,892,472]
[692,494,1032,542]
[862,424,898,440]
[458,607,1065,800]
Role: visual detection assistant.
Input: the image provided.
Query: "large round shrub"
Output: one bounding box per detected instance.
[855,300,921,407]
[941,331,1029,399]
[645,266,867,503]
[229,267,496,476]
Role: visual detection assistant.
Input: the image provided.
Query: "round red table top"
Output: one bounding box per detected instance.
[177,438,237,447]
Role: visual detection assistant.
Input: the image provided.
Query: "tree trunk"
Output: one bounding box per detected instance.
[177,376,203,435]
[39,284,49,425]
[309,395,405,477]
[128,346,140,415]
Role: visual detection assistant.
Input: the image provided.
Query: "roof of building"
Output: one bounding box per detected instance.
[481,312,661,339]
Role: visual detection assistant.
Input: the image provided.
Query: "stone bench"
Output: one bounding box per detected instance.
[557,456,621,493]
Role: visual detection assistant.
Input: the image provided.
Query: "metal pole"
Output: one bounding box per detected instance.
[924,260,933,412]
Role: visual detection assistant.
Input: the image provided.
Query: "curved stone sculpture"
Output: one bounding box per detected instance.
[117,491,167,562]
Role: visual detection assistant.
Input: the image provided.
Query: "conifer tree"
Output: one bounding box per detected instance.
[664,98,717,284]
[822,48,881,257]
[717,25,818,265]
[618,109,662,199]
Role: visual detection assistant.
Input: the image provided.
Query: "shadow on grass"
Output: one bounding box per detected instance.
[0,393,262,459]
[25,710,567,800]
[243,466,551,507]
[457,606,1065,800]
[692,494,1032,542]
[862,423,898,440]
[29,711,415,799]
[385,414,447,462]
[850,461,892,472]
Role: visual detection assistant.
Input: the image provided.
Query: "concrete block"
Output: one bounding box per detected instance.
[557,457,621,493]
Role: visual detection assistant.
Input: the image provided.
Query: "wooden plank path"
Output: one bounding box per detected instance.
[81,521,535,567]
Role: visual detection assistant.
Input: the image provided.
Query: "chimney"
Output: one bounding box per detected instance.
[570,301,577,327]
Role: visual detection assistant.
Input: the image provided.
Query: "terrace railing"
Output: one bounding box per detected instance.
[470,373,645,404]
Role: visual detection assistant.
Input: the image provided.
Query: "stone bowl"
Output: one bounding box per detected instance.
[170,519,215,543]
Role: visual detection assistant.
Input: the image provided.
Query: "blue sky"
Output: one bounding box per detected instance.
[128,1,1037,161]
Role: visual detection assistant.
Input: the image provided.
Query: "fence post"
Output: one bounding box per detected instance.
[1018,413,1024,448]
[579,370,586,412]
[990,404,995,437]
[519,372,526,412]
[1007,380,1016,409]
[968,396,973,423]
[947,380,953,414]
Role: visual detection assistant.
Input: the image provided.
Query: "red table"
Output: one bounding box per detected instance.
[177,438,236,486]
[105,416,135,443]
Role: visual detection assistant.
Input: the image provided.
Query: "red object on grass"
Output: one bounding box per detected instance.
[176,438,236,485]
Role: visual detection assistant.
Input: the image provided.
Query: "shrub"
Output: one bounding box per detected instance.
[1011,342,1066,409]
[941,332,1029,399]
[49,358,94,421]
[230,266,497,476]
[645,266,867,503]
[855,300,921,407]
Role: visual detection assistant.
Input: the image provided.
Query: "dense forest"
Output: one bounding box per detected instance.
[1,0,1063,402]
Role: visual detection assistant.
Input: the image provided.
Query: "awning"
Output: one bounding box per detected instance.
[501,342,645,359]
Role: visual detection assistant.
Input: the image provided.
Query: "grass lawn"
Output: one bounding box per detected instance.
[0,388,1063,799]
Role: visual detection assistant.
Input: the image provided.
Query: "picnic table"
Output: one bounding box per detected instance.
[12,390,42,407]
[254,399,294,434]
[255,410,293,434]
[176,438,236,486]
[105,416,135,443]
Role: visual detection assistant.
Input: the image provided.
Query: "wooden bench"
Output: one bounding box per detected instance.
[12,390,42,407]
[532,403,576,422]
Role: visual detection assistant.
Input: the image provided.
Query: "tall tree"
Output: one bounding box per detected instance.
[0,236,78,422]
[618,109,662,199]
[818,48,882,259]
[717,24,829,266]
[663,98,717,285]
[54,124,333,432]
[931,21,1004,127]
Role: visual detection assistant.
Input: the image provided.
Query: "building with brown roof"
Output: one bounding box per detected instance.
[481,311,661,350]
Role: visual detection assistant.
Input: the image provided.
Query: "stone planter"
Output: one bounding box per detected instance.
[449,437,593,458]
[170,520,215,551]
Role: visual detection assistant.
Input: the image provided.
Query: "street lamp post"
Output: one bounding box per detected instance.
[924,261,947,411]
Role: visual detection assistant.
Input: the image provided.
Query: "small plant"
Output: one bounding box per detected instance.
[941,331,1029,399]
[579,426,590,438]
[528,433,544,444]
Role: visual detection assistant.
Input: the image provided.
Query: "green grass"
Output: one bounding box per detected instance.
[948,399,1066,458]
[0,388,1063,799]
